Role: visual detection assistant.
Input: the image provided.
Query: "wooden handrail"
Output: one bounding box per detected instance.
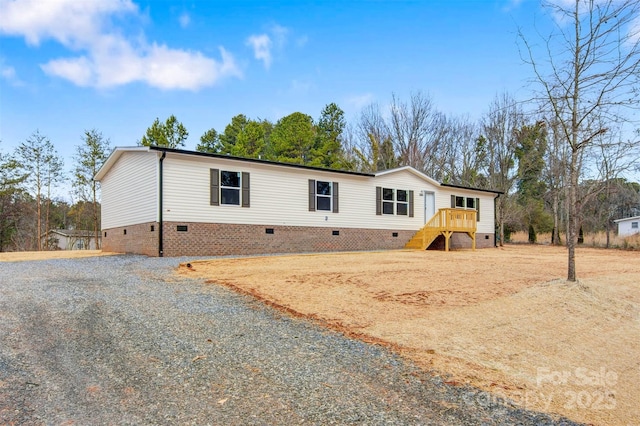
[425,208,477,232]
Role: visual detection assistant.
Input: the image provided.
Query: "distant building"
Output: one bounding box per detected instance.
[45,229,100,250]
[613,216,640,237]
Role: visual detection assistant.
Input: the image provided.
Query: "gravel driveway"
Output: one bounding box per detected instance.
[0,255,581,425]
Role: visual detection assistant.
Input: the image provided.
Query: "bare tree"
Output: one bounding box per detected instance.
[448,116,485,187]
[388,92,446,173]
[520,0,640,281]
[16,131,64,251]
[589,125,640,247]
[543,118,570,245]
[74,129,111,249]
[0,143,27,252]
[424,114,458,183]
[44,152,64,249]
[353,103,396,172]
[481,93,524,245]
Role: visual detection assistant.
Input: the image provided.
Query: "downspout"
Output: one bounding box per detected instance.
[158,151,167,257]
[494,193,500,247]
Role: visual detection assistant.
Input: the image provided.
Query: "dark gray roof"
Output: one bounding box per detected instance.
[149,146,374,177]
[49,229,97,238]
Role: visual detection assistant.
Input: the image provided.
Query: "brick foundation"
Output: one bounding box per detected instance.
[101,222,159,256]
[102,221,496,257]
[160,222,416,257]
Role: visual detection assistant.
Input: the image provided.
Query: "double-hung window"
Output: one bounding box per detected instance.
[210,169,250,207]
[376,187,413,217]
[382,188,394,214]
[396,190,408,215]
[220,171,240,205]
[316,181,332,211]
[466,197,476,209]
[308,179,339,213]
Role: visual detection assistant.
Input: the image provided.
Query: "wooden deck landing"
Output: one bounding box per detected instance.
[404,208,477,251]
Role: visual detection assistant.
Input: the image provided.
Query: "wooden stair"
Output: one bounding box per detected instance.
[404,228,442,250]
[405,208,477,251]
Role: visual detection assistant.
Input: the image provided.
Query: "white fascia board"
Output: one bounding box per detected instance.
[374,166,441,187]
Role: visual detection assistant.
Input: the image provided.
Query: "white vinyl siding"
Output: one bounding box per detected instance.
[163,155,360,227]
[99,149,497,234]
[162,154,435,230]
[615,216,640,236]
[101,151,158,229]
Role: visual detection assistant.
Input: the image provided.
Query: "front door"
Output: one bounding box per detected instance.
[424,191,435,223]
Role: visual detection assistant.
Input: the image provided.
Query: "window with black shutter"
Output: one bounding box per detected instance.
[309,179,339,213]
[211,169,249,207]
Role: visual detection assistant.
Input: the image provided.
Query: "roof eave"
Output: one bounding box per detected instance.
[145,146,375,177]
[374,166,441,187]
[440,182,504,195]
[613,215,640,223]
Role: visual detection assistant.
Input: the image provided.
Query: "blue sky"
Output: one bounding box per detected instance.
[2,0,558,197]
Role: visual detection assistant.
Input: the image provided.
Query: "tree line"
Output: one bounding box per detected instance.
[0,130,110,252]
[140,90,640,247]
[4,90,636,257]
[140,103,351,170]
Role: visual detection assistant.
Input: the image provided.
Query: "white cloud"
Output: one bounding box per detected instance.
[0,0,137,47]
[41,56,93,86]
[144,45,240,90]
[0,0,241,90]
[246,24,293,69]
[41,39,241,90]
[246,34,272,69]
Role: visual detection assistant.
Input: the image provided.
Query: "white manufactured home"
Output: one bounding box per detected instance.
[44,229,100,250]
[613,216,640,237]
[94,146,501,257]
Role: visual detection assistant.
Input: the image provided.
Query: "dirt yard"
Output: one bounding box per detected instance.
[178,245,640,426]
[0,250,117,262]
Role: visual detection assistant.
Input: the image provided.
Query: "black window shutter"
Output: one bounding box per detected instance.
[476,198,480,221]
[242,172,250,207]
[409,190,414,217]
[309,179,316,211]
[332,182,339,213]
[376,186,382,215]
[210,169,219,206]
[451,194,455,208]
